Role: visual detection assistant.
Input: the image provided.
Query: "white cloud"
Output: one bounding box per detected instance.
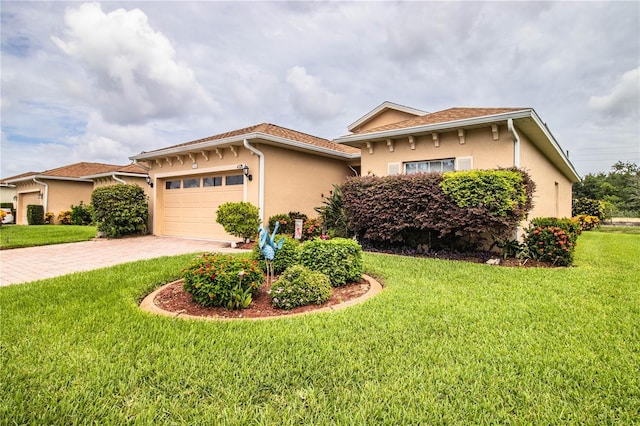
[286,66,343,121]
[51,2,218,125]
[588,67,640,119]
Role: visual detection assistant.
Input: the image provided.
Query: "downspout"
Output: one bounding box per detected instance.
[507,118,522,240]
[112,174,127,184]
[243,139,265,225]
[32,178,49,214]
[348,165,359,176]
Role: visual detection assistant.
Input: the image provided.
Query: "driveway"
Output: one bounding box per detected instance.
[0,236,246,286]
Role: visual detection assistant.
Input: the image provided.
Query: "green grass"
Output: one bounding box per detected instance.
[1,233,638,424]
[0,225,97,249]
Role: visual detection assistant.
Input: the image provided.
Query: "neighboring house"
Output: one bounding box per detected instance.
[333,102,580,221]
[129,123,360,240]
[5,162,148,224]
[129,102,578,242]
[1,172,37,211]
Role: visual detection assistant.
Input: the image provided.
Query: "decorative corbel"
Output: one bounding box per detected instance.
[365,141,374,155]
[491,124,499,141]
[176,155,184,165]
[165,157,173,167]
[155,159,163,168]
[386,138,394,152]
[215,148,223,159]
[408,135,415,150]
[458,129,466,144]
[188,153,197,164]
[229,145,238,158]
[432,133,440,147]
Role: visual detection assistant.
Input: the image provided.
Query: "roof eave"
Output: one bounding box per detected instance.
[82,172,147,180]
[130,132,360,161]
[336,110,534,144]
[6,175,93,184]
[347,101,429,132]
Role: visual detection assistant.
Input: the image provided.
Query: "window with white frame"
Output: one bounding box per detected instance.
[404,158,455,174]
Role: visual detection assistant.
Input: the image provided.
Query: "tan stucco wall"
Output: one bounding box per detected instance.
[519,133,573,220]
[352,109,421,133]
[257,144,354,221]
[0,186,17,208]
[359,125,514,176]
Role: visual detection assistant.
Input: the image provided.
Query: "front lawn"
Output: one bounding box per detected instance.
[0,225,97,249]
[0,232,638,423]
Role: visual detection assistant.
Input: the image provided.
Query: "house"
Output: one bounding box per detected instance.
[333,102,580,220]
[130,102,578,242]
[5,162,148,224]
[1,172,38,212]
[129,123,360,240]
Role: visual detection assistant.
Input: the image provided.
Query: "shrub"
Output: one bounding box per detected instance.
[216,202,260,241]
[26,205,44,225]
[299,238,363,286]
[315,184,349,238]
[572,197,605,220]
[91,184,148,238]
[270,265,332,310]
[57,211,73,225]
[572,214,600,231]
[524,217,581,266]
[251,235,300,274]
[70,201,93,225]
[44,212,55,225]
[182,253,263,309]
[268,213,293,236]
[342,169,535,251]
[302,218,323,241]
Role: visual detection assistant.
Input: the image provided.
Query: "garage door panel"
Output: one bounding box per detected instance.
[159,173,243,240]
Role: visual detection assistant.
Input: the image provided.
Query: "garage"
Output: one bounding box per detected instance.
[18,191,41,224]
[159,172,244,240]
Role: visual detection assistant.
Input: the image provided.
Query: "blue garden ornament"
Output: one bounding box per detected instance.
[258,222,284,284]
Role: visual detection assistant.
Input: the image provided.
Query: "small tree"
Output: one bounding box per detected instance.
[91,184,148,238]
[216,202,260,241]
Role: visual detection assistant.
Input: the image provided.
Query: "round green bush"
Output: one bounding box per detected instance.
[251,235,300,274]
[182,253,263,309]
[215,202,260,241]
[270,265,332,310]
[299,238,363,287]
[268,213,293,236]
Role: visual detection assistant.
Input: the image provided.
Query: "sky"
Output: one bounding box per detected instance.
[1,1,639,179]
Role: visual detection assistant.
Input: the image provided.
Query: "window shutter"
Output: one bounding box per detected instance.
[387,163,401,176]
[455,157,473,171]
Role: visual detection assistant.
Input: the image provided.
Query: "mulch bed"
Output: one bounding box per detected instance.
[154,277,370,319]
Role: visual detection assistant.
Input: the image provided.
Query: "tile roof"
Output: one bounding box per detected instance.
[40,162,126,178]
[145,123,360,156]
[114,163,148,174]
[1,171,39,184]
[350,107,528,135]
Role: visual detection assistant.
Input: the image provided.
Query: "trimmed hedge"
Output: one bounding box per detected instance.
[270,265,332,310]
[342,168,535,251]
[299,238,363,287]
[216,202,260,241]
[91,184,148,238]
[523,217,581,266]
[26,205,44,225]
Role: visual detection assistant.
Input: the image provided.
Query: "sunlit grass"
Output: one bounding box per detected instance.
[0,225,97,249]
[0,233,638,424]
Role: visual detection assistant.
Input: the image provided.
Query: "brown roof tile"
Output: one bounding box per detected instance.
[40,162,124,178]
[1,171,39,184]
[351,107,528,135]
[146,123,359,156]
[115,163,148,174]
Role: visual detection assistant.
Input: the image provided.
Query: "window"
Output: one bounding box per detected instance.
[225,175,244,185]
[404,158,455,174]
[165,180,181,189]
[203,176,222,187]
[183,178,200,188]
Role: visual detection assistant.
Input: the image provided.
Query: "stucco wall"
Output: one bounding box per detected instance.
[352,109,420,133]
[257,144,354,222]
[358,125,514,176]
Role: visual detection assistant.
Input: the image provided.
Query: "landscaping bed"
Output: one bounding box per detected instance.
[153,277,371,319]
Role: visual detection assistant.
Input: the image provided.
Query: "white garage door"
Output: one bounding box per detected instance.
[160,173,244,240]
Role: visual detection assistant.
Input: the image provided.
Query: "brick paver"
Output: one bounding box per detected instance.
[0,236,245,286]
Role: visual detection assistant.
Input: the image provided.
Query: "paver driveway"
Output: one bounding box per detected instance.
[0,236,245,286]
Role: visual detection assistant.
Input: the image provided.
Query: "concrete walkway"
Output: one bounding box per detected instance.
[0,236,246,286]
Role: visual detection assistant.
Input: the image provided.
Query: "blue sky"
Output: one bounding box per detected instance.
[1,1,639,178]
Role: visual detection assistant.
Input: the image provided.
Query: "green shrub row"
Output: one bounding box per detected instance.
[572,197,606,220]
[342,168,535,251]
[182,253,263,309]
